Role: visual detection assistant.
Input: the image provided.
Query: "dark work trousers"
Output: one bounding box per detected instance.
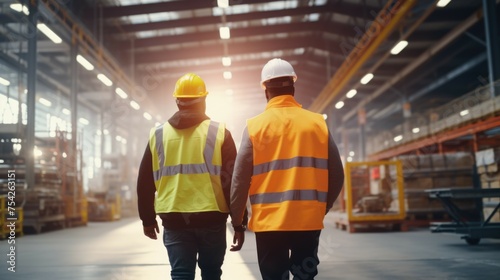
[255,230,321,280]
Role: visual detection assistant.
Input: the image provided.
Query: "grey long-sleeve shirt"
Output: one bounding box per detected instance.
[230,126,345,227]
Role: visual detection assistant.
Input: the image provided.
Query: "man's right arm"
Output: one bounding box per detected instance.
[230,127,253,228]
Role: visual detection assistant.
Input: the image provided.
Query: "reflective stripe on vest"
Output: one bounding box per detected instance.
[253,156,327,176]
[152,121,221,181]
[249,189,328,204]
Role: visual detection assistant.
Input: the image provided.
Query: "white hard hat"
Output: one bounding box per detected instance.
[260,58,298,89]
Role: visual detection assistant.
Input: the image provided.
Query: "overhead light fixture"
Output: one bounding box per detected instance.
[10,4,29,15]
[349,151,355,157]
[436,0,451,7]
[130,100,140,110]
[335,101,344,109]
[322,114,328,120]
[394,135,403,142]
[115,135,122,141]
[360,73,374,85]
[223,71,232,79]
[217,0,229,8]
[79,118,89,125]
[460,109,469,116]
[143,112,152,121]
[97,74,113,87]
[412,127,420,133]
[38,97,52,107]
[76,55,94,71]
[346,89,357,98]
[222,56,231,66]
[115,87,128,99]
[37,24,62,44]
[0,76,10,86]
[219,26,230,39]
[62,108,71,115]
[103,129,109,135]
[390,40,408,55]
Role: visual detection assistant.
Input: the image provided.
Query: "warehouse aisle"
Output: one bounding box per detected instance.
[1,216,500,280]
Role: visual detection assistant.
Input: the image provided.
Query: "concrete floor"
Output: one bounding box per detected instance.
[1,216,500,280]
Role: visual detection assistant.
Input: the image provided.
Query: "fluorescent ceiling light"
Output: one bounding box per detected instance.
[460,109,469,116]
[349,151,355,156]
[76,55,94,71]
[130,100,140,110]
[116,135,122,141]
[38,97,52,107]
[0,76,10,86]
[10,4,29,15]
[37,24,62,44]
[223,71,232,79]
[390,40,408,55]
[219,27,230,39]
[62,108,71,115]
[322,114,328,120]
[346,89,357,98]
[143,112,152,120]
[115,87,128,99]
[412,127,420,133]
[360,73,374,84]
[103,129,109,135]
[394,135,403,142]
[222,56,231,66]
[79,118,89,125]
[97,74,113,87]
[437,0,451,7]
[335,101,344,109]
[217,0,229,8]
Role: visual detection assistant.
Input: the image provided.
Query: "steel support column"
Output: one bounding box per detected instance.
[26,0,38,190]
[482,0,500,97]
[70,41,79,218]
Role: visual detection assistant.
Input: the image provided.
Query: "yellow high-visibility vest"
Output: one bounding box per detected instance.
[149,120,229,213]
[247,95,329,232]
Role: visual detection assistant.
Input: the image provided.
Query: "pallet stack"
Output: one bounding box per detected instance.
[397,152,476,226]
[476,148,500,223]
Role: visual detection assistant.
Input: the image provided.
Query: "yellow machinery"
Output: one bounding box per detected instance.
[87,191,121,221]
[332,160,406,232]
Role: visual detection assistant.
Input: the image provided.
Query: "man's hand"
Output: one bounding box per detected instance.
[230,231,245,251]
[143,223,159,240]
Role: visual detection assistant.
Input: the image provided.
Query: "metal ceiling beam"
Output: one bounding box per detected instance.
[90,0,380,19]
[133,34,327,65]
[308,0,416,113]
[118,21,353,51]
[341,4,488,123]
[89,0,283,18]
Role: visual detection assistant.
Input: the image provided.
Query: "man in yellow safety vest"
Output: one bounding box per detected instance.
[229,58,344,280]
[137,73,243,280]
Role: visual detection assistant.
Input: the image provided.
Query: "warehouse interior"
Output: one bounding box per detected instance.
[0,0,500,279]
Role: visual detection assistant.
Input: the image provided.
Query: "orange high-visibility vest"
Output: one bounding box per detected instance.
[246,95,329,232]
[149,120,229,214]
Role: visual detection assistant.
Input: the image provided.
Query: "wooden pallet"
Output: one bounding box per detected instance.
[331,211,408,233]
[403,211,451,228]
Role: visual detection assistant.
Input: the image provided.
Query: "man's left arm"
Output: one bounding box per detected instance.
[137,144,159,239]
[326,130,345,213]
[221,129,237,209]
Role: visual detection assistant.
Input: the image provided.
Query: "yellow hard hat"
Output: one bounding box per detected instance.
[173,73,208,98]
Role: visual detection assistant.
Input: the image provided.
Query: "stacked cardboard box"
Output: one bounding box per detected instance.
[398,153,475,214]
[475,148,500,223]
